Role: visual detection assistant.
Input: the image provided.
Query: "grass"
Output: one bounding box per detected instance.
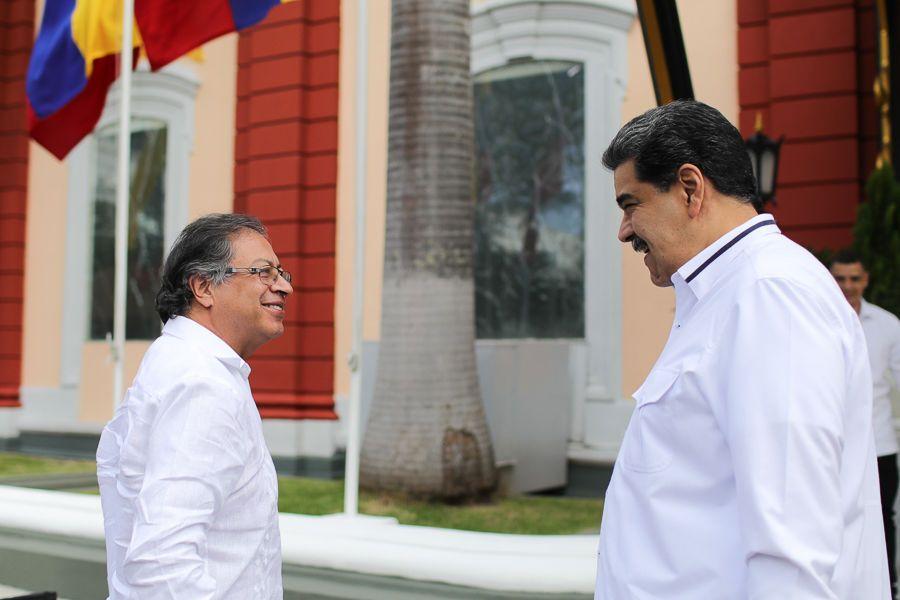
[0,453,603,535]
[0,452,95,477]
[278,477,603,535]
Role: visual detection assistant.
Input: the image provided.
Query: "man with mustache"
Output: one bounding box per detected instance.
[595,101,889,599]
[97,214,292,599]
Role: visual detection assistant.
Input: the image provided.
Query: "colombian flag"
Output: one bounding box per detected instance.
[27,0,291,160]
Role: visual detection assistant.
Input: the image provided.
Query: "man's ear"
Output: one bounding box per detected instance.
[188,274,214,309]
[678,163,704,219]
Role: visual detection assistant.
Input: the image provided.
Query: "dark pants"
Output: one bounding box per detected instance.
[879,453,899,596]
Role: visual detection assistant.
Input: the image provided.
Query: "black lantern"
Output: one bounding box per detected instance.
[745,114,783,211]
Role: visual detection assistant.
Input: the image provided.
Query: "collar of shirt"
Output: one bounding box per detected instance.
[859,298,875,321]
[163,316,252,379]
[670,213,780,327]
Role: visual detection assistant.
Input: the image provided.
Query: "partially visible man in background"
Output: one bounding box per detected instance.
[97,213,292,599]
[830,248,900,597]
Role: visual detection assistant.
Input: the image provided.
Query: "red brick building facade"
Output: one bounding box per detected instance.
[233,0,340,419]
[738,0,878,250]
[0,0,32,408]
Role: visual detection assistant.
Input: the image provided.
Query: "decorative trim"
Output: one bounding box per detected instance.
[256,393,338,420]
[875,0,892,167]
[0,386,19,407]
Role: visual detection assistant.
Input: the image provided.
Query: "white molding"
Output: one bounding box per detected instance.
[58,66,198,402]
[471,0,635,454]
[261,419,339,459]
[0,408,18,438]
[16,387,105,434]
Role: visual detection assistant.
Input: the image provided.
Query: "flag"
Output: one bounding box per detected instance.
[136,1,289,71]
[27,0,293,160]
[27,0,141,160]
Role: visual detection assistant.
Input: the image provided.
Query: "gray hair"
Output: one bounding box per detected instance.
[155,213,267,323]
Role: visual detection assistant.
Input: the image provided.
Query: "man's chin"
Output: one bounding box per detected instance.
[649,274,674,288]
[644,258,673,287]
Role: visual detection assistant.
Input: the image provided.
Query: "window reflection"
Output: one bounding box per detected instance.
[474,60,585,339]
[89,120,167,340]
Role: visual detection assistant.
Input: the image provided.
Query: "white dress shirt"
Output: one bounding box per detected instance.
[97,316,282,599]
[859,299,900,457]
[596,215,889,599]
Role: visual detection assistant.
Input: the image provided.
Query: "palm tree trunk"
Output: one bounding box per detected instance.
[360,0,496,500]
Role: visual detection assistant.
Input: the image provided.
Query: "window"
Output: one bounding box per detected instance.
[89,119,168,340]
[474,60,585,339]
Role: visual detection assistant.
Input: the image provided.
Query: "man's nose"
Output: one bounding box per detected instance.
[273,274,293,295]
[618,214,633,243]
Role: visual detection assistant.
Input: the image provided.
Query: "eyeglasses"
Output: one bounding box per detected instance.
[225,265,292,285]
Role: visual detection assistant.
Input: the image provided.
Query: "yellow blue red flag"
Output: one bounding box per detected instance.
[27,0,293,160]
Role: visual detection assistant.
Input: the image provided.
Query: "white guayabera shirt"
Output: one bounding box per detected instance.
[596,215,889,599]
[859,299,900,457]
[97,316,282,599]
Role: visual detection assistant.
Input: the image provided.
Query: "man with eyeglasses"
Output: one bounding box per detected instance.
[97,213,293,599]
[829,248,900,597]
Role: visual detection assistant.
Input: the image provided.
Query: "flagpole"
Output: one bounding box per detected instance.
[344,0,368,517]
[112,0,135,409]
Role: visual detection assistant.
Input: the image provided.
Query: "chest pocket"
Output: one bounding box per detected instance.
[622,368,680,473]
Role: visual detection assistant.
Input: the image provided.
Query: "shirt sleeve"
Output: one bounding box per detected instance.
[890,317,900,398]
[116,375,248,599]
[717,278,849,599]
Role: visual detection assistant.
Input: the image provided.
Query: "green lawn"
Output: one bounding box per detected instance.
[0,453,603,534]
[0,452,95,477]
[279,478,602,535]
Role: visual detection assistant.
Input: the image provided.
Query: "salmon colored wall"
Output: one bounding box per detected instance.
[21,143,65,392]
[188,35,238,220]
[78,341,148,422]
[333,0,390,397]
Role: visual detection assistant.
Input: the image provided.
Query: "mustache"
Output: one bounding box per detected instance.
[628,235,650,254]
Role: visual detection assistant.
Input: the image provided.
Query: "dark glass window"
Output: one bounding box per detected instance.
[474,60,585,339]
[89,120,167,340]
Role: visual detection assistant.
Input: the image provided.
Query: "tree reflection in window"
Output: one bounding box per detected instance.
[474,60,585,339]
[89,119,167,340]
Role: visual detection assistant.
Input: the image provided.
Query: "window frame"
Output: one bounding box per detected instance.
[472,0,636,457]
[60,64,199,388]
[473,58,588,340]
[88,117,169,341]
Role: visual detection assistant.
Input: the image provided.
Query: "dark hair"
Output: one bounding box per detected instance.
[602,100,757,204]
[155,213,267,323]
[828,248,865,269]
